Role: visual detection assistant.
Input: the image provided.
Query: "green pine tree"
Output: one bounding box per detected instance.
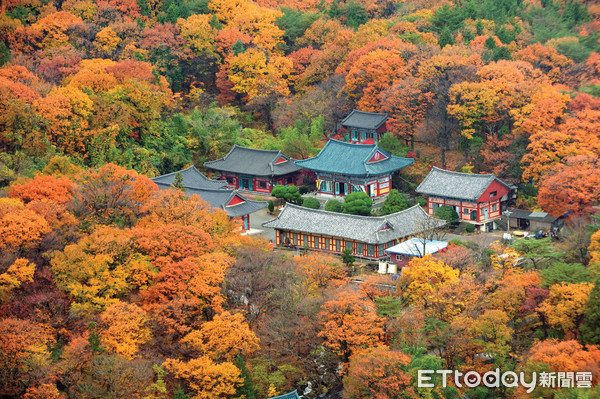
[438,27,455,48]
[381,189,409,215]
[342,192,372,216]
[171,172,187,191]
[234,355,258,399]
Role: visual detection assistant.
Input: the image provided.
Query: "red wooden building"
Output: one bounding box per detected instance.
[262,204,443,260]
[204,145,302,194]
[416,167,514,231]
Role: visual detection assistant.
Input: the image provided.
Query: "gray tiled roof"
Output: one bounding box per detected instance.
[151,165,227,190]
[155,183,266,217]
[295,140,414,176]
[341,109,388,130]
[204,145,301,177]
[262,204,443,244]
[416,167,512,201]
[506,208,560,223]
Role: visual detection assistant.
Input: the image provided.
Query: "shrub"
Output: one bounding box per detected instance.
[465,224,476,233]
[302,197,320,209]
[267,200,274,213]
[415,197,427,207]
[324,199,343,213]
[381,189,408,215]
[434,205,459,224]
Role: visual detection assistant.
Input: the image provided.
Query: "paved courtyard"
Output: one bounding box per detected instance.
[247,207,277,242]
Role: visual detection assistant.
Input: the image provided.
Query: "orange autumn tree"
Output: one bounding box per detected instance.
[134,190,239,338]
[32,11,82,48]
[293,252,347,295]
[164,356,243,399]
[99,301,152,359]
[340,39,411,111]
[527,339,600,381]
[0,318,55,397]
[0,198,50,253]
[71,163,158,227]
[318,288,385,363]
[140,253,234,338]
[379,77,435,150]
[343,346,416,399]
[9,174,76,205]
[537,155,600,216]
[522,108,600,183]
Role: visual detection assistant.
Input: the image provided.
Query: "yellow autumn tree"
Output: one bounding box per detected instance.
[164,356,243,399]
[100,301,152,359]
[293,252,347,296]
[397,255,459,304]
[227,49,293,100]
[94,27,121,52]
[50,227,155,313]
[489,242,522,276]
[588,230,600,277]
[177,14,218,56]
[538,282,594,339]
[182,311,259,362]
[0,258,35,302]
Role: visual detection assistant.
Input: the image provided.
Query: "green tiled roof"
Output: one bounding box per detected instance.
[295,140,414,176]
[268,390,301,399]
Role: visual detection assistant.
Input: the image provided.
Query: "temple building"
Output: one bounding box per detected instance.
[152,167,266,231]
[416,167,514,232]
[340,109,389,144]
[204,145,302,193]
[262,204,443,260]
[295,139,414,198]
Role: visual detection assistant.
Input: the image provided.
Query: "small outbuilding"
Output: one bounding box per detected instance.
[505,208,565,233]
[384,238,449,269]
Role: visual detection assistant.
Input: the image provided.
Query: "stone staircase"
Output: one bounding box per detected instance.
[453,221,468,234]
[495,217,508,231]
